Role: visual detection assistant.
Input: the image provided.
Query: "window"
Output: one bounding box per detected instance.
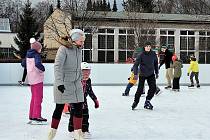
[82,33,92,62]
[0,48,14,59]
[97,28,114,63]
[118,29,135,62]
[180,30,195,63]
[198,31,210,64]
[160,30,175,51]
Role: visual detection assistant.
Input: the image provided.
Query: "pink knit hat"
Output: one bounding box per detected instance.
[30,38,42,51]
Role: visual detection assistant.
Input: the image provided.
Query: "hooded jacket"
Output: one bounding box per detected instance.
[21,49,45,85]
[53,38,84,104]
[188,59,199,73]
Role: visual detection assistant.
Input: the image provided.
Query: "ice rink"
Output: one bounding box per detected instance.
[0,85,209,140]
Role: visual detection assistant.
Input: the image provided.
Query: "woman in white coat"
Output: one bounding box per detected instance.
[48,29,85,140]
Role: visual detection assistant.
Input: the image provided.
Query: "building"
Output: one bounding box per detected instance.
[0,18,18,59]
[44,9,210,63]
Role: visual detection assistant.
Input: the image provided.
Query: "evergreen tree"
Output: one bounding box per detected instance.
[123,0,154,13]
[14,0,38,58]
[107,1,111,11]
[86,0,92,11]
[112,0,118,12]
[141,0,154,13]
[102,0,107,11]
[92,1,97,11]
[100,0,103,11]
[57,0,61,9]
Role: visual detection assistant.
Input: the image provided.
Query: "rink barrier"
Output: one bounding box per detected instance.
[0,63,210,86]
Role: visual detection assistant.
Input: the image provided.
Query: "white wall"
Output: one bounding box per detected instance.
[0,63,209,85]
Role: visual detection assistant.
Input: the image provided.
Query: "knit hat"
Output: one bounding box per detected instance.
[161,45,167,49]
[30,38,42,51]
[172,54,177,61]
[144,41,152,46]
[69,29,85,41]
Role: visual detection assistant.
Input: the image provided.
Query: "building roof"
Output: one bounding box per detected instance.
[75,11,210,23]
[0,18,11,32]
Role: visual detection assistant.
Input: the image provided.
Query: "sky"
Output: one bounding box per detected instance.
[0,85,210,140]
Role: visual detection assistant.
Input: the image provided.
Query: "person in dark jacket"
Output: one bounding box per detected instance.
[68,62,99,139]
[131,41,159,110]
[159,46,174,89]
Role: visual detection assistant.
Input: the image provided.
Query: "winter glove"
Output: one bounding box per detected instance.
[128,77,130,80]
[94,100,99,109]
[187,73,189,76]
[155,74,159,79]
[58,85,65,93]
[133,75,138,80]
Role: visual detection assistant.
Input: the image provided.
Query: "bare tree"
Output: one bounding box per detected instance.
[33,1,53,32]
[156,0,210,14]
[0,0,23,32]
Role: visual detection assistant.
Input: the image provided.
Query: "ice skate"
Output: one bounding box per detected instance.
[30,117,47,125]
[197,84,200,88]
[131,101,138,110]
[74,129,84,140]
[172,89,180,92]
[83,131,91,139]
[155,87,162,95]
[48,128,57,140]
[144,100,153,110]
[122,92,129,96]
[18,81,24,86]
[164,86,171,89]
[188,84,194,88]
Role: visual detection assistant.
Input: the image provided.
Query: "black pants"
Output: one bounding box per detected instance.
[52,103,83,127]
[190,72,199,85]
[134,74,156,103]
[173,77,180,89]
[69,107,89,132]
[21,68,27,82]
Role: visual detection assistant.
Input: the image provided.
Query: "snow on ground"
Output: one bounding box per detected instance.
[0,85,210,140]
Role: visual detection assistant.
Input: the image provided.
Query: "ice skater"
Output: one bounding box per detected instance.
[171,54,183,92]
[187,55,200,88]
[21,38,47,124]
[48,29,86,140]
[68,62,99,139]
[159,46,174,89]
[131,41,159,110]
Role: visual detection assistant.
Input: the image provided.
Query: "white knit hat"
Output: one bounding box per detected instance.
[30,38,42,51]
[69,29,85,41]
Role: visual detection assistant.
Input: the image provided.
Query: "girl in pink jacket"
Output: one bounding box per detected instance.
[21,38,46,124]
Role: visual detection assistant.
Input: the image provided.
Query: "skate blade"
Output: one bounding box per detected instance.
[155,91,162,96]
[30,120,48,125]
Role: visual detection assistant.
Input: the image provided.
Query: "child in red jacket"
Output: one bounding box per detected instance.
[68,62,99,138]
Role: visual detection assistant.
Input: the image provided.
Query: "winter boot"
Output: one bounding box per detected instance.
[188,84,194,88]
[74,129,84,140]
[144,100,153,110]
[48,128,57,140]
[164,86,171,89]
